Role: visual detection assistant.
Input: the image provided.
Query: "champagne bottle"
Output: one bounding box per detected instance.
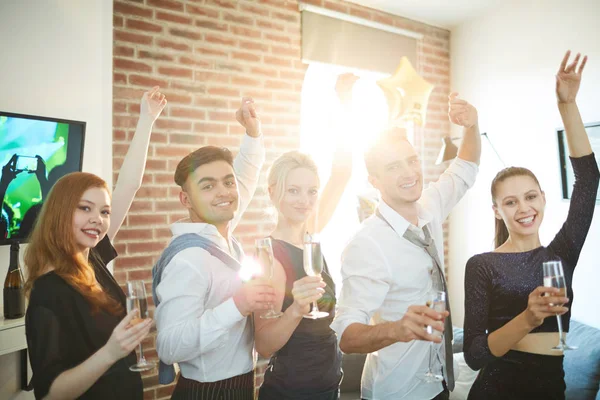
[3,242,25,319]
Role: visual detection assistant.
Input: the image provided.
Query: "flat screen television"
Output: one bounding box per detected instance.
[0,112,85,244]
[557,121,600,201]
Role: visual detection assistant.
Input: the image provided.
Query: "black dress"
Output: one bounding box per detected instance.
[258,239,343,400]
[25,236,143,399]
[464,154,600,400]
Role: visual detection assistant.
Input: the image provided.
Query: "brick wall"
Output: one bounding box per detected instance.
[112,0,450,398]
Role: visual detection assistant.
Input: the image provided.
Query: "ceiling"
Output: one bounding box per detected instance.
[345,0,502,29]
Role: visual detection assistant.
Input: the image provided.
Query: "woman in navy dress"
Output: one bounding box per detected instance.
[463,51,598,400]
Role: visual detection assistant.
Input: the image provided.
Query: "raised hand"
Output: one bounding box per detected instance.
[103,309,152,363]
[556,50,587,104]
[140,86,167,122]
[523,286,569,329]
[448,92,478,128]
[289,276,325,317]
[335,73,359,106]
[1,154,19,187]
[235,97,261,138]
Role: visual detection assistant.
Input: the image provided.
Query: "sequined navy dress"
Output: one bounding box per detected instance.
[463,154,599,400]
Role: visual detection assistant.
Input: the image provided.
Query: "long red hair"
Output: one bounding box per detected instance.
[25,172,122,315]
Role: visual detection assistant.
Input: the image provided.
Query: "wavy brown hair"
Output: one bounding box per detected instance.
[491,167,541,248]
[24,172,122,315]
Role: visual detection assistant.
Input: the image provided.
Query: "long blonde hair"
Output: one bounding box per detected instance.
[25,172,122,315]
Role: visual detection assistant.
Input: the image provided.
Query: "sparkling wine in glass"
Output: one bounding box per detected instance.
[126,280,156,371]
[542,261,576,351]
[302,234,329,319]
[423,290,445,383]
[256,238,283,319]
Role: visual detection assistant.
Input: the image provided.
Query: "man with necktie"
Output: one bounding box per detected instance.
[332,92,481,400]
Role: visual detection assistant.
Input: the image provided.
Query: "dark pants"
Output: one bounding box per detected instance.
[171,371,254,400]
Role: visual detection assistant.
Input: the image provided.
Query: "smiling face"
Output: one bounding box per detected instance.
[368,140,423,208]
[72,187,111,252]
[493,174,546,239]
[272,167,319,224]
[179,160,239,226]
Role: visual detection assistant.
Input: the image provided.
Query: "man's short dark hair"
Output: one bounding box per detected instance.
[174,146,234,188]
[364,127,411,176]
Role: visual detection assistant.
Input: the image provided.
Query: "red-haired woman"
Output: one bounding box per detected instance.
[24,87,166,399]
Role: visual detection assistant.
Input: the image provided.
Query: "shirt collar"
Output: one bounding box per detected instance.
[170,218,235,255]
[378,199,434,235]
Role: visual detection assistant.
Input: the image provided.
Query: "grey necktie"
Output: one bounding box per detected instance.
[403,225,455,391]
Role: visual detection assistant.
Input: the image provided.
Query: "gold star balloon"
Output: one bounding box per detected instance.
[377,56,435,127]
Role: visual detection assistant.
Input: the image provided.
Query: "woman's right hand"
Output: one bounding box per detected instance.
[523,286,569,329]
[556,50,587,104]
[103,309,152,363]
[289,276,326,318]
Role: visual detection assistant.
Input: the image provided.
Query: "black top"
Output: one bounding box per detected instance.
[25,236,143,399]
[260,238,342,398]
[464,154,600,371]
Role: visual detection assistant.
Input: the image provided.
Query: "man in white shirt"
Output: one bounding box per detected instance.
[153,97,275,399]
[332,93,481,400]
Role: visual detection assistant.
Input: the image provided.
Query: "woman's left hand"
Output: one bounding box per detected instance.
[141,86,167,122]
[556,50,587,104]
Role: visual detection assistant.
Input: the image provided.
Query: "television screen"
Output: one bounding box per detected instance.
[0,112,85,243]
[557,121,600,201]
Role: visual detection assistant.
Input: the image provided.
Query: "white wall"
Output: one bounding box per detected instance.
[448,0,600,329]
[0,1,112,397]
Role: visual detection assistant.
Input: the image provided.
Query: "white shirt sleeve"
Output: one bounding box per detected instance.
[419,158,479,222]
[231,134,265,231]
[154,248,245,365]
[331,233,391,344]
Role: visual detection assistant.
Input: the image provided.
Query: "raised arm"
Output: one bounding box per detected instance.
[449,92,481,165]
[308,73,357,233]
[107,87,167,241]
[556,51,591,157]
[231,97,265,231]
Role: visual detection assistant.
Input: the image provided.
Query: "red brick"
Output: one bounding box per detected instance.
[205,34,236,46]
[129,200,154,213]
[270,45,299,57]
[114,72,127,84]
[239,40,269,52]
[170,107,206,119]
[208,86,240,98]
[194,71,230,84]
[194,45,228,58]
[147,0,184,12]
[156,39,191,52]
[169,133,205,146]
[158,66,193,79]
[115,228,154,241]
[114,116,139,129]
[193,122,228,134]
[195,19,228,31]
[373,13,394,26]
[128,103,140,114]
[230,26,261,39]
[170,81,207,93]
[138,50,175,62]
[155,118,194,131]
[114,58,152,73]
[263,56,292,68]
[113,128,127,140]
[155,200,184,211]
[115,255,155,269]
[136,186,170,199]
[193,96,229,110]
[223,12,253,26]
[114,1,153,18]
[324,1,348,14]
[208,111,234,121]
[250,66,279,77]
[232,51,261,62]
[150,133,168,144]
[349,6,372,19]
[114,15,124,28]
[114,45,135,57]
[256,19,285,31]
[169,213,189,224]
[272,11,298,23]
[179,56,212,68]
[265,80,294,91]
[128,241,167,254]
[239,3,270,16]
[185,4,219,18]
[159,92,193,105]
[231,76,261,87]
[169,27,202,41]
[145,159,168,170]
[126,19,163,33]
[264,33,291,44]
[129,74,168,88]
[115,30,153,45]
[155,11,192,25]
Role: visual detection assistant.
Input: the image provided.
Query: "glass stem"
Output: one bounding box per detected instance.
[555,315,565,346]
[138,343,145,362]
[428,342,435,374]
[312,301,319,314]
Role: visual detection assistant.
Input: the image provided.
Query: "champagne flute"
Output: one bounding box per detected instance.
[302,234,329,320]
[423,290,445,382]
[256,238,283,319]
[542,261,577,351]
[125,280,156,371]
